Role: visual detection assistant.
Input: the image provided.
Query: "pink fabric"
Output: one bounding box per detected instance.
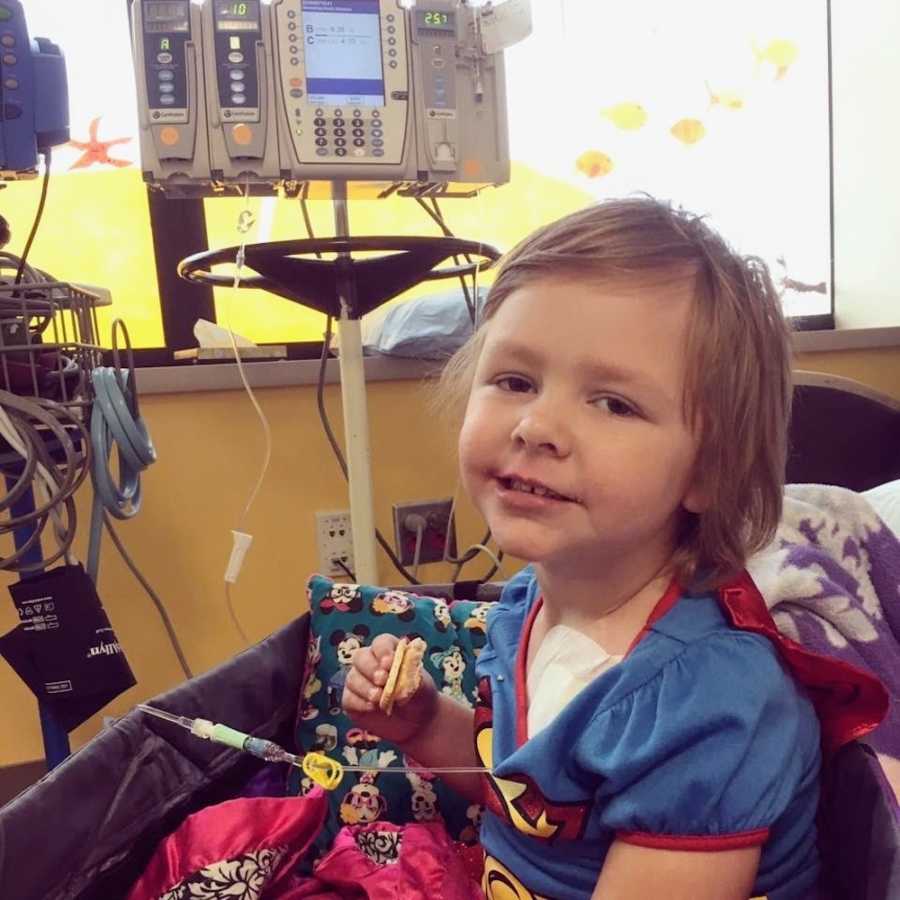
[127,790,329,900]
[311,821,485,899]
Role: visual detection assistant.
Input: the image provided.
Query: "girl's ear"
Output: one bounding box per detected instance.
[682,477,710,514]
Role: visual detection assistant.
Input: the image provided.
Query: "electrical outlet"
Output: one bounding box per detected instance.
[315,510,355,577]
[392,498,457,567]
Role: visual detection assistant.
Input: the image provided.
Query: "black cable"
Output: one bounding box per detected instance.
[315,314,422,584]
[15,150,52,286]
[299,188,323,260]
[415,197,478,322]
[333,557,357,580]
[103,512,193,679]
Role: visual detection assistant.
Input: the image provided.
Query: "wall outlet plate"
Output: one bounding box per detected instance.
[392,498,457,567]
[315,510,354,577]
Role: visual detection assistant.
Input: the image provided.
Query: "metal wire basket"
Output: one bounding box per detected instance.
[0,278,104,411]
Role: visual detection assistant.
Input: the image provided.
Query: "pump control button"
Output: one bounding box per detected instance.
[230,70,245,81]
[1,35,16,48]
[314,117,326,126]
[333,118,345,127]
[232,124,253,146]
[160,126,179,145]
[159,95,176,105]
[3,77,17,90]
[158,83,175,94]
[158,70,175,81]
[334,127,346,137]
[2,52,15,65]
[335,147,347,157]
[157,52,173,64]
[228,51,244,63]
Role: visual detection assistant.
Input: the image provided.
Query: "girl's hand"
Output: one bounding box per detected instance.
[342,633,439,746]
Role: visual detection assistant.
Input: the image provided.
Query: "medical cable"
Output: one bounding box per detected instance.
[0,390,88,571]
[221,182,274,643]
[423,195,502,581]
[416,197,477,322]
[14,149,52,287]
[138,703,492,790]
[87,323,192,678]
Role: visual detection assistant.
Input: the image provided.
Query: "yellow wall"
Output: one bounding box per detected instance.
[0,346,898,767]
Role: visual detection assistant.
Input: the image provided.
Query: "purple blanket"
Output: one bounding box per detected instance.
[747,484,900,759]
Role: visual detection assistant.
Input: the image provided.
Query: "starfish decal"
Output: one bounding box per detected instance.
[67,117,132,169]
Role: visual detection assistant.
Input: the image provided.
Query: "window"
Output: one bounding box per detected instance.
[6,0,832,357]
[3,0,165,348]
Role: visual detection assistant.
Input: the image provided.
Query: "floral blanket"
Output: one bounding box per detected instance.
[747,484,900,759]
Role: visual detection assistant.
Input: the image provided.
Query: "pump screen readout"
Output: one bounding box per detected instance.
[145,1,189,33]
[215,1,260,30]
[301,0,385,108]
[416,10,455,30]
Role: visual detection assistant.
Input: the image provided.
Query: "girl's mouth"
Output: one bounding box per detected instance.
[496,476,575,503]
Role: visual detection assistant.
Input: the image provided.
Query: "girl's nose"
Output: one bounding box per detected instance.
[511,405,571,457]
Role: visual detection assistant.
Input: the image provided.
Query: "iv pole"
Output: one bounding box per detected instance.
[331,181,378,584]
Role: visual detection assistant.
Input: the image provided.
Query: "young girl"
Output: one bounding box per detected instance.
[341,198,885,900]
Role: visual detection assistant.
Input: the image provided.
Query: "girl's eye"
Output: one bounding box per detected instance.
[594,396,637,417]
[495,375,533,393]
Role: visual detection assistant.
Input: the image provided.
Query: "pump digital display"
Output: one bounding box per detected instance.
[416,10,455,31]
[301,0,385,108]
[0,6,12,23]
[145,1,189,33]
[215,1,260,31]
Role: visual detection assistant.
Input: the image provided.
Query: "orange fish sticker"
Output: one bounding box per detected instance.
[670,118,706,145]
[576,150,614,178]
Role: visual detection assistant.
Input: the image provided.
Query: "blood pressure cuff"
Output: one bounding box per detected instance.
[0,563,135,731]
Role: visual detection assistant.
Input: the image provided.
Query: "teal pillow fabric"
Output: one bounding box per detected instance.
[288,575,491,855]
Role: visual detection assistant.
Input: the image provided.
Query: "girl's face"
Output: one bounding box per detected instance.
[458,276,704,582]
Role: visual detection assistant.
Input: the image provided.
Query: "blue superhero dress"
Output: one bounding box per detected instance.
[475,567,887,900]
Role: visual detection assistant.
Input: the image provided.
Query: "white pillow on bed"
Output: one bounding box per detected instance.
[863,480,900,537]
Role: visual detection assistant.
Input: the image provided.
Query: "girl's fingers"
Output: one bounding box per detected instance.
[345,665,381,705]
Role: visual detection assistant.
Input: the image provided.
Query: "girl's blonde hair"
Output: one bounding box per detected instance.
[439,197,793,591]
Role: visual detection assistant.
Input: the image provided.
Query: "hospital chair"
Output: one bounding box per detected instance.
[1,372,899,899]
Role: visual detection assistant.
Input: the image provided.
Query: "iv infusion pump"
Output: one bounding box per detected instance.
[131,0,512,196]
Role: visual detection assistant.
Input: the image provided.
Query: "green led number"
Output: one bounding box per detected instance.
[0,6,12,22]
[233,2,247,14]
